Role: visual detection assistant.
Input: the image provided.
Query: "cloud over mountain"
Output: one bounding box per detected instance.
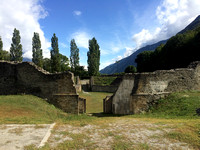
[132,0,200,51]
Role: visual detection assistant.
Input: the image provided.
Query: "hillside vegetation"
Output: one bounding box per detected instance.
[138,91,200,118]
[136,27,200,72]
[100,15,200,74]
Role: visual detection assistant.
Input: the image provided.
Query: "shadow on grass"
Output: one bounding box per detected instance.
[89,112,124,118]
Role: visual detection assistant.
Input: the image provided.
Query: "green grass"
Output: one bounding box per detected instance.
[51,132,94,150]
[143,91,200,118]
[1,91,200,149]
[93,76,117,86]
[0,95,93,124]
[79,91,112,113]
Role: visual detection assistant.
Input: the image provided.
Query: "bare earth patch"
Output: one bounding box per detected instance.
[0,124,51,150]
[48,119,193,150]
[0,119,196,150]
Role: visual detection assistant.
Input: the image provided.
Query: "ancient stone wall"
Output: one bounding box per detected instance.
[103,96,113,113]
[78,97,86,114]
[91,85,118,93]
[104,62,200,115]
[0,61,86,114]
[89,75,122,93]
[74,76,82,92]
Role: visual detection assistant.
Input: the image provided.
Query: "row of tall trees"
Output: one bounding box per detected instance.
[0,28,101,76]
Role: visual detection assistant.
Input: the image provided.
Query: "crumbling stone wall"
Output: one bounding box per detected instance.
[0,61,86,114]
[89,75,122,93]
[104,62,200,115]
[74,76,82,92]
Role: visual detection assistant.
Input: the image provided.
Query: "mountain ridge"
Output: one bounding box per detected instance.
[100,15,200,74]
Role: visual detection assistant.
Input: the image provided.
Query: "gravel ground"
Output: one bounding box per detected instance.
[0,119,195,150]
[0,124,51,150]
[48,119,193,150]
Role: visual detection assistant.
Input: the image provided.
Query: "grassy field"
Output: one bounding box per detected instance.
[0,95,70,124]
[137,91,200,118]
[0,91,199,149]
[78,91,112,113]
[93,76,117,86]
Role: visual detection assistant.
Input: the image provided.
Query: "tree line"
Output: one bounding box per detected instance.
[135,27,200,72]
[0,28,100,77]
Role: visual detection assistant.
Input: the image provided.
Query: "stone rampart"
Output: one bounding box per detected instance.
[91,85,118,93]
[104,61,200,115]
[89,75,122,93]
[0,61,86,114]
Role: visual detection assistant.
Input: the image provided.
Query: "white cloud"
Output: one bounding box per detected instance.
[132,0,200,49]
[100,55,124,70]
[111,46,121,53]
[71,31,91,49]
[100,49,109,55]
[113,56,123,62]
[60,42,68,48]
[73,10,82,16]
[0,0,50,59]
[132,29,153,49]
[100,61,113,70]
[124,47,135,57]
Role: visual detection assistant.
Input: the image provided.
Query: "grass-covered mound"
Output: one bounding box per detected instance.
[79,92,112,113]
[0,95,92,124]
[145,91,200,118]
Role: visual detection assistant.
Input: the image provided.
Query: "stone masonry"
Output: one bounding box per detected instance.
[104,61,200,115]
[0,61,86,114]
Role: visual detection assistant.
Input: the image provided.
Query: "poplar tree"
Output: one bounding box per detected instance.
[0,37,3,60]
[50,33,61,72]
[60,53,70,72]
[70,39,79,70]
[32,32,43,67]
[43,58,51,72]
[0,36,2,51]
[87,37,100,76]
[10,28,23,61]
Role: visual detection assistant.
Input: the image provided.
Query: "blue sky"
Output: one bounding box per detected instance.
[0,0,200,69]
[39,0,161,69]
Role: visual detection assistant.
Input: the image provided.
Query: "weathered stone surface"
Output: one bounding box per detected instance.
[78,97,86,114]
[91,85,118,93]
[89,75,122,93]
[0,61,86,114]
[104,62,200,115]
[74,76,82,92]
[103,96,112,113]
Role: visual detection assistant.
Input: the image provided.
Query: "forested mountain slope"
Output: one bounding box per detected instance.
[100,15,200,74]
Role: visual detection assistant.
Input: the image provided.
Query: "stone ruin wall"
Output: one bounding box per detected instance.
[89,75,122,93]
[0,61,86,114]
[104,62,200,115]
